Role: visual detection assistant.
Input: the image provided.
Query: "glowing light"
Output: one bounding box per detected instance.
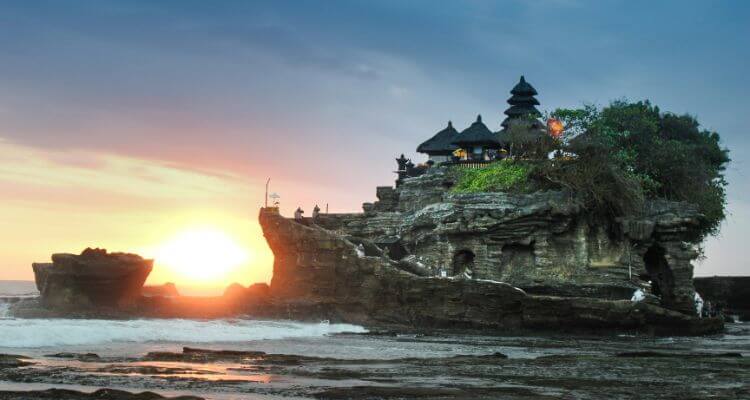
[547,118,564,138]
[155,228,249,282]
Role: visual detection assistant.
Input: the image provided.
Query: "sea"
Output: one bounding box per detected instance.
[1,280,748,399]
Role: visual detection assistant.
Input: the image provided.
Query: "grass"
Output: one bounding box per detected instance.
[451,160,532,193]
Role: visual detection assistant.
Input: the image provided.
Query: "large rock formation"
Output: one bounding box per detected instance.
[32,248,152,310]
[309,169,704,314]
[259,168,719,334]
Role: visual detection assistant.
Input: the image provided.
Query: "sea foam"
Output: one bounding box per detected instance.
[0,318,366,348]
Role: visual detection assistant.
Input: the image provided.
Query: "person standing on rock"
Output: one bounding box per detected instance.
[694,292,704,318]
[312,205,320,220]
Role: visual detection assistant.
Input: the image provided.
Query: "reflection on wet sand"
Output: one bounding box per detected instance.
[1,324,749,399]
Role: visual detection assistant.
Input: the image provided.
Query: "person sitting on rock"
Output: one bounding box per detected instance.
[294,207,304,221]
[631,288,646,303]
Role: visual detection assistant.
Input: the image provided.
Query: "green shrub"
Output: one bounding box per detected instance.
[531,155,645,220]
[452,160,531,193]
[550,100,730,237]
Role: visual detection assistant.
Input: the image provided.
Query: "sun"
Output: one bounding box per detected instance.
[155,228,249,283]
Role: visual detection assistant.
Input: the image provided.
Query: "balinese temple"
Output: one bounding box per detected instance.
[415,121,460,163]
[500,76,543,130]
[415,75,547,164]
[497,76,547,152]
[451,115,502,161]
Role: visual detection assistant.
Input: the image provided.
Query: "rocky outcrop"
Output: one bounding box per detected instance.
[142,282,179,297]
[32,248,152,310]
[694,276,750,321]
[260,208,720,335]
[0,389,203,400]
[308,169,705,315]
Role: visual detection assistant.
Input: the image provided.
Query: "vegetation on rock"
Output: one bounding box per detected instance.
[451,160,532,193]
[550,100,729,236]
[452,100,729,238]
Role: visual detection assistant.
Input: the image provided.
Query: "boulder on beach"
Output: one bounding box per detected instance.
[142,282,180,297]
[32,247,153,310]
[223,282,270,302]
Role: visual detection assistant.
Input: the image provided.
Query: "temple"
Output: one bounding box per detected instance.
[417,76,548,165]
[452,115,501,162]
[500,75,543,129]
[415,121,459,164]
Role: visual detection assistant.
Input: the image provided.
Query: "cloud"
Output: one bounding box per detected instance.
[0,0,748,277]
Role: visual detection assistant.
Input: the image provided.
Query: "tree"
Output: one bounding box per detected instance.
[550,100,730,236]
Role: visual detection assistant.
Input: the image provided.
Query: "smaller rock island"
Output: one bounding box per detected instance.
[32,248,152,310]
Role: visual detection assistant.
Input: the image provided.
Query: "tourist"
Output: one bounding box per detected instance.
[312,205,320,219]
[694,292,704,318]
[631,288,646,303]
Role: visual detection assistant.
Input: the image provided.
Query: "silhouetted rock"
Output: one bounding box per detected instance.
[32,248,152,310]
[223,282,270,301]
[0,388,203,400]
[45,353,101,362]
[142,282,179,297]
[0,354,32,369]
[222,283,247,299]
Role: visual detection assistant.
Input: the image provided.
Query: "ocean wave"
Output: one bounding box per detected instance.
[0,318,366,348]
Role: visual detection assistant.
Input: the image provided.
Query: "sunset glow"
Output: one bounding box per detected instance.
[155,229,250,283]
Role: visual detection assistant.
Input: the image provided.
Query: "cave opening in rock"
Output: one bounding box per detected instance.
[643,245,674,302]
[452,250,475,276]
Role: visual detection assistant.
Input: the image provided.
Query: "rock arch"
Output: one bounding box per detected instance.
[643,244,675,305]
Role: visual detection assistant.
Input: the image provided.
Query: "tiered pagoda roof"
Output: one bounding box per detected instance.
[501,76,543,129]
[416,121,460,155]
[452,115,501,147]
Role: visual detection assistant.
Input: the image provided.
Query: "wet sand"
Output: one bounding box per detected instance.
[1,323,748,399]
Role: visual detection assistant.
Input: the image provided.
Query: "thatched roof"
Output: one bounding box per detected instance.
[416,121,460,155]
[452,115,502,147]
[502,76,543,129]
[510,75,538,96]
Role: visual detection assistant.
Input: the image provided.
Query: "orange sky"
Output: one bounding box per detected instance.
[0,2,747,290]
[0,138,373,293]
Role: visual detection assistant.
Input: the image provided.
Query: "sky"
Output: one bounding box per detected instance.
[0,0,748,291]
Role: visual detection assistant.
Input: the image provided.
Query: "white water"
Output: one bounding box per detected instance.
[0,302,10,319]
[0,281,366,349]
[0,318,366,348]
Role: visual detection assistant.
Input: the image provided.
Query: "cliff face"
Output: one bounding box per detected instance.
[259,208,720,335]
[308,169,703,315]
[259,168,719,334]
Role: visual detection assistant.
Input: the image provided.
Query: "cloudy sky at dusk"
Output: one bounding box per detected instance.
[1,0,748,289]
